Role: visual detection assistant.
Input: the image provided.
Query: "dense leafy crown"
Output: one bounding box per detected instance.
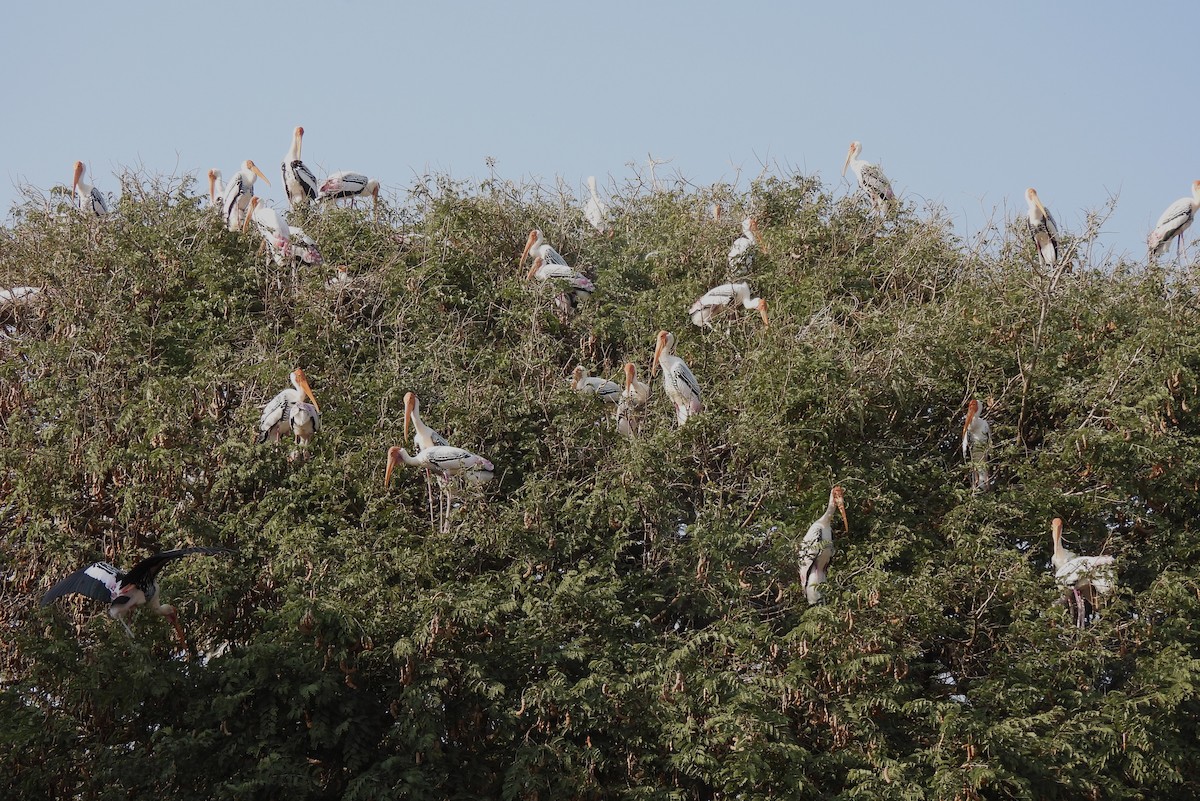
[2,172,1199,800]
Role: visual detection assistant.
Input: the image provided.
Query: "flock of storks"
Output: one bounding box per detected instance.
[32,131,1171,646]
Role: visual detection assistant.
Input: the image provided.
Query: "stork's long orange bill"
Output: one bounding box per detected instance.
[519,230,537,268]
[384,446,403,487]
[294,368,320,412]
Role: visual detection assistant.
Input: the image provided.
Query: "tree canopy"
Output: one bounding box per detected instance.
[2,172,1199,800]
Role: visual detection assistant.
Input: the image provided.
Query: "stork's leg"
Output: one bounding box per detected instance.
[423,469,437,532]
[118,616,135,638]
[1072,587,1084,627]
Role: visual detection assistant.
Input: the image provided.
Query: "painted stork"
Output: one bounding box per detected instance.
[651,330,702,426]
[688,282,769,328]
[962,399,991,491]
[222,159,270,231]
[616,361,652,438]
[41,547,234,647]
[1147,180,1200,260]
[243,196,291,261]
[1025,188,1060,269]
[583,175,610,234]
[281,125,319,208]
[404,391,493,485]
[385,444,495,532]
[798,486,848,605]
[1050,517,1115,627]
[521,229,594,312]
[288,226,323,265]
[207,169,224,208]
[259,368,320,444]
[289,398,321,449]
[318,172,380,210]
[727,217,764,270]
[571,365,622,404]
[72,161,108,215]
[842,141,895,215]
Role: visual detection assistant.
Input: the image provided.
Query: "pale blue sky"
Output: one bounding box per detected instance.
[4,1,1198,260]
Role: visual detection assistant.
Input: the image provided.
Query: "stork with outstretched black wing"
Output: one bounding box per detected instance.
[41,547,234,647]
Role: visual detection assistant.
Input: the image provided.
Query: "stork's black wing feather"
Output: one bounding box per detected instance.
[41,563,121,606]
[122,547,235,587]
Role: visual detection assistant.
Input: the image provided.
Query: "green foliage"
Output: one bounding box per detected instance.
[2,172,1199,799]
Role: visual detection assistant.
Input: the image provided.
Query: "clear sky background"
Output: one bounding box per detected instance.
[4,1,1198,261]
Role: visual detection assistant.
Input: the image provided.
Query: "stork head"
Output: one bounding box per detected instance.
[366,180,381,214]
[384,445,407,487]
[963,399,980,433]
[624,362,637,388]
[831,486,847,533]
[842,141,862,176]
[755,298,769,327]
[291,368,320,412]
[571,365,586,390]
[519,229,541,269]
[403,392,418,442]
[1025,187,1047,215]
[245,160,271,186]
[1191,180,1200,204]
[651,330,673,376]
[72,161,85,194]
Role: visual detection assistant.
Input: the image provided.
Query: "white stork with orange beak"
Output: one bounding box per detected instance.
[616,362,652,438]
[520,229,595,311]
[842,141,895,215]
[243,196,292,261]
[223,159,270,231]
[1148,180,1200,260]
[318,172,380,210]
[72,161,108,215]
[404,392,493,485]
[798,486,848,605]
[1050,518,1115,627]
[259,368,320,444]
[688,282,769,328]
[651,330,702,426]
[1025,188,1060,269]
[281,126,319,208]
[570,365,622,404]
[962,399,991,491]
[385,444,495,532]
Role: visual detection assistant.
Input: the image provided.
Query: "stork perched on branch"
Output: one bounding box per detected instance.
[617,362,651,438]
[72,161,108,216]
[799,487,848,605]
[962,399,991,491]
[41,547,234,649]
[1025,188,1060,269]
[688,282,769,329]
[281,125,319,208]
[842,141,895,216]
[651,331,702,426]
[1050,518,1115,627]
[1147,180,1200,260]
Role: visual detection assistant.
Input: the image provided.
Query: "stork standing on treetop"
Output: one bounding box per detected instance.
[222,160,270,231]
[798,486,848,605]
[688,282,769,329]
[318,171,380,211]
[385,444,495,532]
[570,365,622,404]
[41,547,234,650]
[583,175,610,234]
[1025,187,1060,269]
[72,161,108,216]
[842,141,895,216]
[962,399,991,491]
[403,392,494,527]
[281,126,319,208]
[651,330,702,426]
[1147,180,1200,260]
[1050,517,1115,627]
